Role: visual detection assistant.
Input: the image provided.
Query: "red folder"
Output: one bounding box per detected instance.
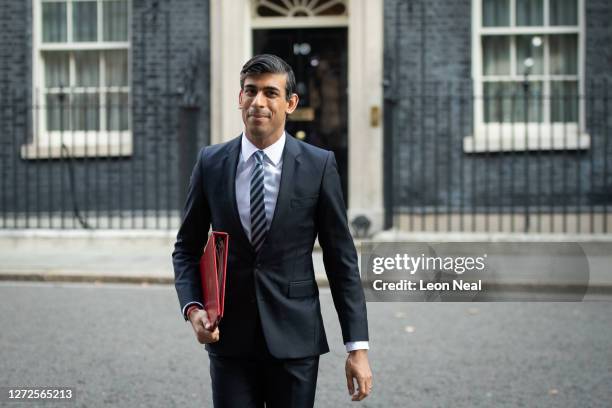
[200,231,229,329]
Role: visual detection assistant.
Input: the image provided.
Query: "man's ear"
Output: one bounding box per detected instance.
[286,93,299,114]
[238,89,244,108]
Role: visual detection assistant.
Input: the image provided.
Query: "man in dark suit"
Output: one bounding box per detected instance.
[172,54,371,408]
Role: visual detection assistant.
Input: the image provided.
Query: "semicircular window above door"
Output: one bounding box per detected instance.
[253,0,348,17]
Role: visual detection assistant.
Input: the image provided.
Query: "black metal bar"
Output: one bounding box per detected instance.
[576,84,582,233]
[549,91,554,233]
[408,82,415,231]
[589,79,595,233]
[484,85,490,232]
[497,90,503,232]
[536,85,542,232]
[71,93,77,229]
[11,89,18,228]
[153,17,160,230]
[48,95,53,228]
[95,96,100,228]
[165,9,172,230]
[446,81,452,232]
[523,82,529,233]
[84,95,90,229]
[1,89,5,228]
[142,13,148,229]
[562,86,568,233]
[107,94,112,229]
[22,90,30,228]
[118,91,125,230]
[420,82,426,231]
[510,90,516,232]
[433,82,439,231]
[471,88,477,232]
[34,92,41,228]
[459,81,465,231]
[59,90,65,229]
[604,78,609,233]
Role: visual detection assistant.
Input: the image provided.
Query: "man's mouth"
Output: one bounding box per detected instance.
[249,111,270,119]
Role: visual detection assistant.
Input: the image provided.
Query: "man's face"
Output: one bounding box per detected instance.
[239,73,298,141]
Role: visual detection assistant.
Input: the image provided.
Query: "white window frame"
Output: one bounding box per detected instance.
[465,0,589,152]
[24,0,132,159]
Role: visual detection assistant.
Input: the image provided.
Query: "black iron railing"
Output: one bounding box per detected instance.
[384,79,611,233]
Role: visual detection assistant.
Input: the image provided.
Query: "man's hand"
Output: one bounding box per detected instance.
[188,309,220,344]
[345,349,372,401]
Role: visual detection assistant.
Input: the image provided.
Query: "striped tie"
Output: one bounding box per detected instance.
[250,150,267,251]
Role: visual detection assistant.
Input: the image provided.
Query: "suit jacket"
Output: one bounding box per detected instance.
[172,133,368,359]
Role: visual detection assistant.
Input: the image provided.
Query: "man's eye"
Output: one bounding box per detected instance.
[245,89,256,96]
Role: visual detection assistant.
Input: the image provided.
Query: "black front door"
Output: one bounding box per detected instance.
[253,27,349,205]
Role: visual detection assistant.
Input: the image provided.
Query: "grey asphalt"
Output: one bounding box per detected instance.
[1,282,611,407]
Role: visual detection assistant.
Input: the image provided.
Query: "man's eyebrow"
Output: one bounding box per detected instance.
[244,84,281,92]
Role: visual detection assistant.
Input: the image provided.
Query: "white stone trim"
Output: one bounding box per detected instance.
[20,131,133,159]
[463,123,589,152]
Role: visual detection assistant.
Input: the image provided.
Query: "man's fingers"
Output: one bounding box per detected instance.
[346,373,355,396]
[194,323,220,344]
[353,377,369,401]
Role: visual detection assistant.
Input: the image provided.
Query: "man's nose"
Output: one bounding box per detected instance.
[252,90,265,107]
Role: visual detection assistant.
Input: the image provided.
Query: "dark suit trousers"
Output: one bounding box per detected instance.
[209,319,319,408]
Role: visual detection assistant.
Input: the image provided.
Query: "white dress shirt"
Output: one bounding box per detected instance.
[185,132,369,353]
[235,132,285,241]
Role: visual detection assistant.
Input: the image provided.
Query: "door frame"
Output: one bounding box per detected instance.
[210,0,384,233]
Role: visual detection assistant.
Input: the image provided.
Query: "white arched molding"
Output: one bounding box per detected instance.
[210,0,384,233]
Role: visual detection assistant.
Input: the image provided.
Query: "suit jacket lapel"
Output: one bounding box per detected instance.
[265,134,301,246]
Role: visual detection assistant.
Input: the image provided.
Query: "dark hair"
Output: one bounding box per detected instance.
[240,54,296,101]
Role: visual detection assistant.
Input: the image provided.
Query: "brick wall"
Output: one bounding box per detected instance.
[0,0,210,223]
[384,0,612,213]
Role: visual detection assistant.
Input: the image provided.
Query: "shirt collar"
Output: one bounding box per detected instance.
[240,131,286,166]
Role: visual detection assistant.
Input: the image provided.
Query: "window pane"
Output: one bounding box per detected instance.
[483,0,510,26]
[106,92,129,131]
[103,0,129,41]
[550,34,578,75]
[75,51,100,87]
[484,81,543,123]
[46,93,70,131]
[482,36,511,75]
[44,51,69,88]
[42,2,67,43]
[516,0,543,26]
[551,81,578,122]
[73,1,98,42]
[516,35,544,75]
[550,0,577,26]
[104,50,128,86]
[73,93,100,131]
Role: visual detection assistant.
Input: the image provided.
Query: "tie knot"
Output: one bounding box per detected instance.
[254,150,265,165]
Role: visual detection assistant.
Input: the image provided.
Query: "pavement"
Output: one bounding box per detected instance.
[0,230,329,285]
[1,229,612,290]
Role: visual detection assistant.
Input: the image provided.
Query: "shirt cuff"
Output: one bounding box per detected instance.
[345,341,370,353]
[182,301,204,321]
